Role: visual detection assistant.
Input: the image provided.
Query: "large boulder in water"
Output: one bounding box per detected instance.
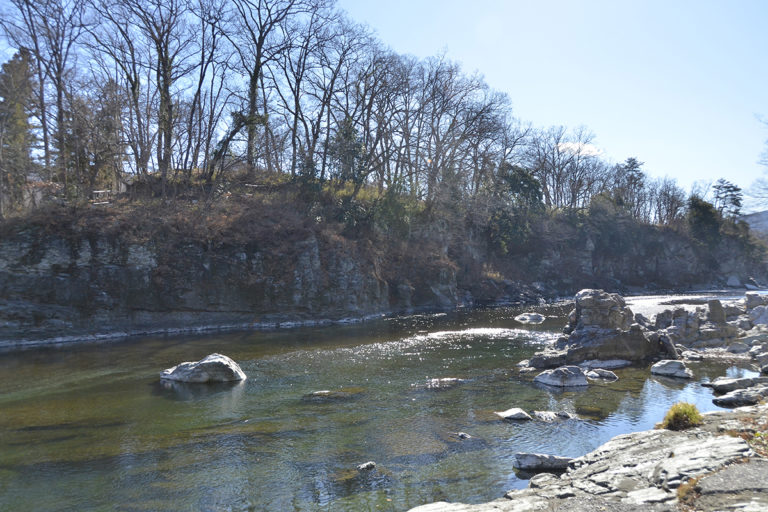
[160,353,247,382]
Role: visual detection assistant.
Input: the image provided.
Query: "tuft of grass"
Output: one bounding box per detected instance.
[677,475,701,505]
[658,402,703,431]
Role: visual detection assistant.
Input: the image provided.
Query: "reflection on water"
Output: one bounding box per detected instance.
[0,302,757,511]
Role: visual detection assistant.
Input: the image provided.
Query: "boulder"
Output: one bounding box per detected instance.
[650,360,692,379]
[749,305,768,326]
[534,366,589,387]
[726,275,742,287]
[745,292,766,311]
[585,368,618,381]
[357,461,376,471]
[514,452,573,471]
[707,300,726,324]
[515,312,546,324]
[160,353,247,383]
[495,408,533,421]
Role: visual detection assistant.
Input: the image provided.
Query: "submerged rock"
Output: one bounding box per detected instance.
[422,377,466,390]
[650,360,692,379]
[532,410,575,422]
[160,353,246,383]
[302,388,365,402]
[534,365,589,387]
[514,312,546,324]
[495,408,533,421]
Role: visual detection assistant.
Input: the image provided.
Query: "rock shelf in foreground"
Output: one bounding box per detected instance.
[409,403,768,512]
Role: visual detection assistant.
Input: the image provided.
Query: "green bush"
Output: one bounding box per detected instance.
[658,402,703,431]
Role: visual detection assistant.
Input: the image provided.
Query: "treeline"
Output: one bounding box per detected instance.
[0,0,749,251]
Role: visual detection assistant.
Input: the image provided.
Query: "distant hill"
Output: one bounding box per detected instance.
[743,210,768,236]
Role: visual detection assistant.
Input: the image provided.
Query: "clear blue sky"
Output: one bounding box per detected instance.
[338,0,768,200]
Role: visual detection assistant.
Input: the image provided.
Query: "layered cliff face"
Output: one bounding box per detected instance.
[0,229,395,344]
[1,207,765,346]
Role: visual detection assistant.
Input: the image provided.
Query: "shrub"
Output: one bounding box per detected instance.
[658,402,703,431]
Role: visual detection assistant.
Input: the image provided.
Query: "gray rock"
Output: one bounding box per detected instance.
[586,368,619,381]
[357,461,376,471]
[727,341,751,354]
[707,299,727,324]
[514,452,573,471]
[705,377,768,394]
[514,312,545,324]
[681,350,703,361]
[650,360,692,379]
[745,292,766,310]
[534,366,589,387]
[712,385,768,406]
[160,353,247,382]
[694,458,768,512]
[495,407,532,421]
[533,410,576,422]
[726,275,742,287]
[749,305,768,326]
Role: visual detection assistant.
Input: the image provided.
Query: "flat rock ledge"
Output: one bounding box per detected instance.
[409,403,768,512]
[160,353,246,382]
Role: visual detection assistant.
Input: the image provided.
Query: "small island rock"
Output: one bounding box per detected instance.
[534,366,589,387]
[495,408,533,421]
[515,312,546,324]
[650,359,692,379]
[160,353,246,383]
[585,368,618,381]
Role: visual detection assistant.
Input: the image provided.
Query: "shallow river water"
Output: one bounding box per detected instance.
[0,294,757,511]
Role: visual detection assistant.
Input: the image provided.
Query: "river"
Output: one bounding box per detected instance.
[0,294,757,511]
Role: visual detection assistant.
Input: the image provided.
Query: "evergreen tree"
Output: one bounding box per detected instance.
[0,50,36,216]
[712,178,742,218]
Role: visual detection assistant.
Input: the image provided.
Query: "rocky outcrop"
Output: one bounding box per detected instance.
[526,290,672,369]
[409,403,768,512]
[160,353,246,382]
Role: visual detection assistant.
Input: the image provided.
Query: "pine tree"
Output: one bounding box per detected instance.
[0,50,36,216]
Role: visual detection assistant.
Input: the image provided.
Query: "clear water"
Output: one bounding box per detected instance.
[0,302,755,511]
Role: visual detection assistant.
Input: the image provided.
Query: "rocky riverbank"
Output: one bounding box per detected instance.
[411,289,768,512]
[410,402,768,512]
